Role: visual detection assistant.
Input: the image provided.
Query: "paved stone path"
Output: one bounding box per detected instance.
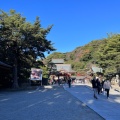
[63,83,120,120]
[0,85,104,120]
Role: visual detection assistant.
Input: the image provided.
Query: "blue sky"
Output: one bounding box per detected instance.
[1,0,120,56]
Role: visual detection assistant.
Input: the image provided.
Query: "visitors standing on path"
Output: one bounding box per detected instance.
[58,78,61,86]
[91,74,98,99]
[103,77,112,99]
[97,75,103,95]
[68,77,72,88]
[101,77,105,93]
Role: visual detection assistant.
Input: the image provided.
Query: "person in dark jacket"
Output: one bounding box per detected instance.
[97,78,102,95]
[91,75,98,99]
[68,77,72,88]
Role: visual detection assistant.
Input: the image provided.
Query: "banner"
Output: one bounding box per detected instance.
[30,68,42,80]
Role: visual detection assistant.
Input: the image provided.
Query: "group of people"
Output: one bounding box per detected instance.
[91,73,112,99]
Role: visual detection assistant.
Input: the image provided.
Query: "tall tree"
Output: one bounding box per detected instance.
[96,34,120,74]
[0,10,55,88]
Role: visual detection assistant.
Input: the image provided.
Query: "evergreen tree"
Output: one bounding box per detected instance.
[0,10,55,88]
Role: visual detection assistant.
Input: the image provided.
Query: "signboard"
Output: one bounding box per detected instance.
[30,68,42,80]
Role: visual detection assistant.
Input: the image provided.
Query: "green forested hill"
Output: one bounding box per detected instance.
[45,34,120,75]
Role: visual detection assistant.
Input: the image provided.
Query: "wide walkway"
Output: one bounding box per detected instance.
[0,85,104,120]
[63,83,120,120]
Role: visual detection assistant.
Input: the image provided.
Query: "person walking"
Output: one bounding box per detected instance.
[97,75,103,94]
[91,74,98,99]
[58,78,61,86]
[103,77,111,99]
[68,77,72,88]
[101,78,105,93]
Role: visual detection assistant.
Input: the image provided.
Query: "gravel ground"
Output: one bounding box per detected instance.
[0,85,104,120]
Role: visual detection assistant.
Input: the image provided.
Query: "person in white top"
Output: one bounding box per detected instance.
[103,79,112,99]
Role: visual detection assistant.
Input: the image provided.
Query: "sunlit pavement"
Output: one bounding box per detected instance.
[0,85,104,120]
[63,83,120,120]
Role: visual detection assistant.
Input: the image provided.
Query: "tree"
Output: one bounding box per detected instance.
[0,10,55,88]
[96,34,120,75]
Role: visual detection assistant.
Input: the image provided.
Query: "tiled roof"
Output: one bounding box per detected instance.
[91,66,103,73]
[51,59,64,64]
[56,64,75,72]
